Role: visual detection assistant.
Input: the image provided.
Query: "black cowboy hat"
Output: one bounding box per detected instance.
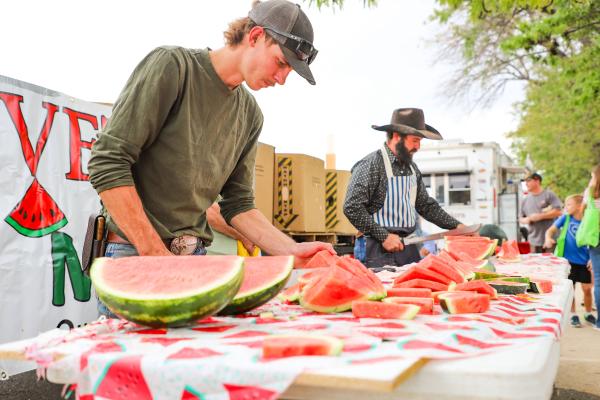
[371,108,443,140]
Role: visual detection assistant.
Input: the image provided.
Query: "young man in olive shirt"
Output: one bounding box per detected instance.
[88,1,332,263]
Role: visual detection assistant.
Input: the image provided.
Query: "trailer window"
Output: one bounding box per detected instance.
[422,174,433,197]
[448,173,471,205]
[435,174,445,205]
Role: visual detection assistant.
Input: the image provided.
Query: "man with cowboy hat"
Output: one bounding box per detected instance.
[344,108,467,268]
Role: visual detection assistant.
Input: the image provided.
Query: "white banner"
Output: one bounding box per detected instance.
[0,75,111,375]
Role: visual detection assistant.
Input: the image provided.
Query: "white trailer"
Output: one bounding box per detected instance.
[413,140,526,240]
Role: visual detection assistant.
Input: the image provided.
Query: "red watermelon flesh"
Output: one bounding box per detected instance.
[262,334,343,359]
[341,257,384,288]
[432,290,474,304]
[530,279,553,294]
[454,280,498,299]
[440,293,490,314]
[300,265,371,312]
[298,267,329,287]
[497,240,521,262]
[386,287,432,298]
[393,278,448,292]
[383,296,434,314]
[421,255,465,284]
[335,257,386,299]
[278,283,300,302]
[445,237,497,260]
[95,355,152,400]
[434,252,473,279]
[352,300,420,320]
[303,250,339,268]
[393,266,451,286]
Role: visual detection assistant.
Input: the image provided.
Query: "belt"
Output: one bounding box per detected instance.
[106,231,204,255]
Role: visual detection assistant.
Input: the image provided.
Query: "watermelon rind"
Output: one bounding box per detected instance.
[487,281,528,295]
[487,276,530,284]
[5,215,68,238]
[219,256,294,315]
[91,256,244,327]
[472,271,502,280]
[529,280,553,294]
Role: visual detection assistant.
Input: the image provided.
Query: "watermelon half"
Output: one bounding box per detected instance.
[91,255,244,327]
[219,256,293,315]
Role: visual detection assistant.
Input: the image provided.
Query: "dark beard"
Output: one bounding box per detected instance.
[395,137,414,169]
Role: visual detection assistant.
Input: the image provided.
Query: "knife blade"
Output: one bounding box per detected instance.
[402,224,482,245]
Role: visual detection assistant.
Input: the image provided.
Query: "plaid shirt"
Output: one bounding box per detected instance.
[343,144,461,242]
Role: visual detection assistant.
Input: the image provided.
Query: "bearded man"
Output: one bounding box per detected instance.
[344,108,466,268]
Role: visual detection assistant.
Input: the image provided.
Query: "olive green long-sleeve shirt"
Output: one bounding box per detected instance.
[88,46,264,245]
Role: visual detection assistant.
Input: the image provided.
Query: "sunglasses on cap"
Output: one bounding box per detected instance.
[264,26,318,65]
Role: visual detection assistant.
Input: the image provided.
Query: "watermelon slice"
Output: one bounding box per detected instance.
[453,280,498,299]
[5,179,67,238]
[487,280,528,295]
[472,271,502,280]
[432,290,474,304]
[351,300,420,319]
[386,287,432,298]
[262,334,343,359]
[393,266,451,286]
[91,256,244,327]
[303,250,339,268]
[335,257,386,299]
[421,255,465,284]
[529,279,553,294]
[439,293,490,314]
[298,267,329,287]
[219,256,293,315]
[277,282,301,303]
[445,236,497,260]
[300,265,371,313]
[497,240,521,262]
[383,296,434,314]
[393,278,448,292]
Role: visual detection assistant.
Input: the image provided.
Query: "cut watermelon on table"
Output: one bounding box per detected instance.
[262,334,343,359]
[91,255,244,327]
[445,236,497,260]
[454,280,498,299]
[497,240,521,262]
[487,280,528,295]
[439,293,490,314]
[393,266,451,286]
[383,296,434,314]
[303,250,339,268]
[277,282,301,303]
[352,300,420,320]
[219,256,293,315]
[393,278,448,292]
[421,255,465,284]
[529,279,553,294]
[385,287,432,298]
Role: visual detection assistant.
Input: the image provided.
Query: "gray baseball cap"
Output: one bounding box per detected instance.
[249,0,317,85]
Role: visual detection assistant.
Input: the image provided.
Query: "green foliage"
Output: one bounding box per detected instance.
[509,40,600,199]
[432,0,599,199]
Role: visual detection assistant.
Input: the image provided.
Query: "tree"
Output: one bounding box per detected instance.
[431,0,600,197]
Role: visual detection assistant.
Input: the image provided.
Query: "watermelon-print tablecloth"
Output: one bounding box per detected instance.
[0,255,571,400]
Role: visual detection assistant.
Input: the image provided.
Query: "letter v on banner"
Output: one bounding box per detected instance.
[274,156,298,229]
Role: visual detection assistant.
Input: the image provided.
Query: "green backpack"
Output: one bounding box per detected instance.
[576,194,599,248]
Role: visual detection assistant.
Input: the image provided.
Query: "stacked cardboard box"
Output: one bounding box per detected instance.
[325,169,357,234]
[273,153,325,232]
[254,142,275,223]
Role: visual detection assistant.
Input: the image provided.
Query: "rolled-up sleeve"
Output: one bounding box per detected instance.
[88,47,181,194]
[219,113,264,224]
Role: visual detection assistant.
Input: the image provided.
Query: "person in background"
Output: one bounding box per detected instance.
[353,232,366,263]
[583,164,600,331]
[344,108,466,268]
[544,194,594,328]
[519,173,562,253]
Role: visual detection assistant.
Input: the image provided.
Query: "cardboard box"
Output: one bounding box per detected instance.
[273,153,325,232]
[325,169,357,234]
[254,142,275,223]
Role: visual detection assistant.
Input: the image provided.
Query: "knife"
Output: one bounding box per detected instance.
[402,223,482,245]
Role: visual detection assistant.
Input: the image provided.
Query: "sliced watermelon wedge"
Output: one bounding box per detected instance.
[393,266,451,286]
[445,236,497,260]
[278,283,301,303]
[497,240,521,262]
[351,300,420,320]
[453,280,498,299]
[383,296,434,314]
[439,293,490,314]
[303,250,339,268]
[219,256,293,315]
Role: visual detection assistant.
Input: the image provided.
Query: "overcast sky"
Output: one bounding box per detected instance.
[2,0,525,170]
